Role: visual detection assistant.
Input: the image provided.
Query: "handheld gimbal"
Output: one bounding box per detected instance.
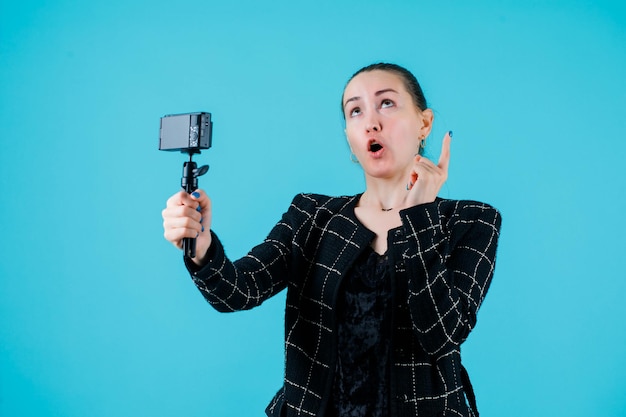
[159,112,213,258]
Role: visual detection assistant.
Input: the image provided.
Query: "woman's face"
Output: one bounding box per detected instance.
[343,70,432,179]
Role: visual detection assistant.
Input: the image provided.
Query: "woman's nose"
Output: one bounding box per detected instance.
[366,116,381,132]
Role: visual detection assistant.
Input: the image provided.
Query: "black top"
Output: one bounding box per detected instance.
[330,246,393,417]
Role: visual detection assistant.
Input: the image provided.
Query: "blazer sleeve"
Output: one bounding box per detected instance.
[399,199,502,356]
[184,195,307,312]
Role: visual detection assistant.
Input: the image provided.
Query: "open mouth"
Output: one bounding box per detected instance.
[369,141,383,152]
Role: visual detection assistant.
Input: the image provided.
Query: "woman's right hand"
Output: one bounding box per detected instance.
[162,189,212,265]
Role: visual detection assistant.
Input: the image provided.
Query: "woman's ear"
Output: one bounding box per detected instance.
[420,108,434,138]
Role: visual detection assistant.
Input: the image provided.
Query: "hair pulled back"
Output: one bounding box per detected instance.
[341,62,428,118]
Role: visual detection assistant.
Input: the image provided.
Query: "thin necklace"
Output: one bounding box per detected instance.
[361,192,394,212]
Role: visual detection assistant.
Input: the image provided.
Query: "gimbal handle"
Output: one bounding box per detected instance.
[181,157,209,258]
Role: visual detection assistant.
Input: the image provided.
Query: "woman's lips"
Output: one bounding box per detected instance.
[370,143,383,152]
[368,140,384,158]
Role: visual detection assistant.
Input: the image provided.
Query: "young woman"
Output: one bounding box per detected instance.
[162,63,502,417]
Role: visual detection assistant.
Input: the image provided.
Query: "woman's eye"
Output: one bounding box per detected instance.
[349,107,361,117]
[381,99,394,108]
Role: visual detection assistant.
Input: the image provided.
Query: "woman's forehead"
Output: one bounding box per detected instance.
[344,70,406,98]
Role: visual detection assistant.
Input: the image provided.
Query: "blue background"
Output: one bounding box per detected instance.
[1,1,625,416]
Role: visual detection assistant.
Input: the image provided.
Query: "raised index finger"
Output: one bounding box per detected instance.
[437,131,452,173]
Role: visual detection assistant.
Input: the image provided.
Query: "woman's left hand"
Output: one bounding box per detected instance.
[406,131,451,206]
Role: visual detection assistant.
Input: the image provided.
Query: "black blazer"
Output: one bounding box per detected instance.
[185,193,502,417]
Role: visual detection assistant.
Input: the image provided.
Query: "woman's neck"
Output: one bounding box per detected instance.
[360,175,410,212]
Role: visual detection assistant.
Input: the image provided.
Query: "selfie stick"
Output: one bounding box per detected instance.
[181,153,209,258]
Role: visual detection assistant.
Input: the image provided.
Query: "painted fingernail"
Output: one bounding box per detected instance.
[196,232,200,238]
[201,226,205,232]
[448,130,453,138]
[200,217,203,223]
[196,206,202,212]
[192,191,200,198]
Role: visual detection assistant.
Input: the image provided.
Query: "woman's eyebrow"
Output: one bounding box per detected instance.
[343,88,399,109]
[375,88,398,96]
[343,96,360,109]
